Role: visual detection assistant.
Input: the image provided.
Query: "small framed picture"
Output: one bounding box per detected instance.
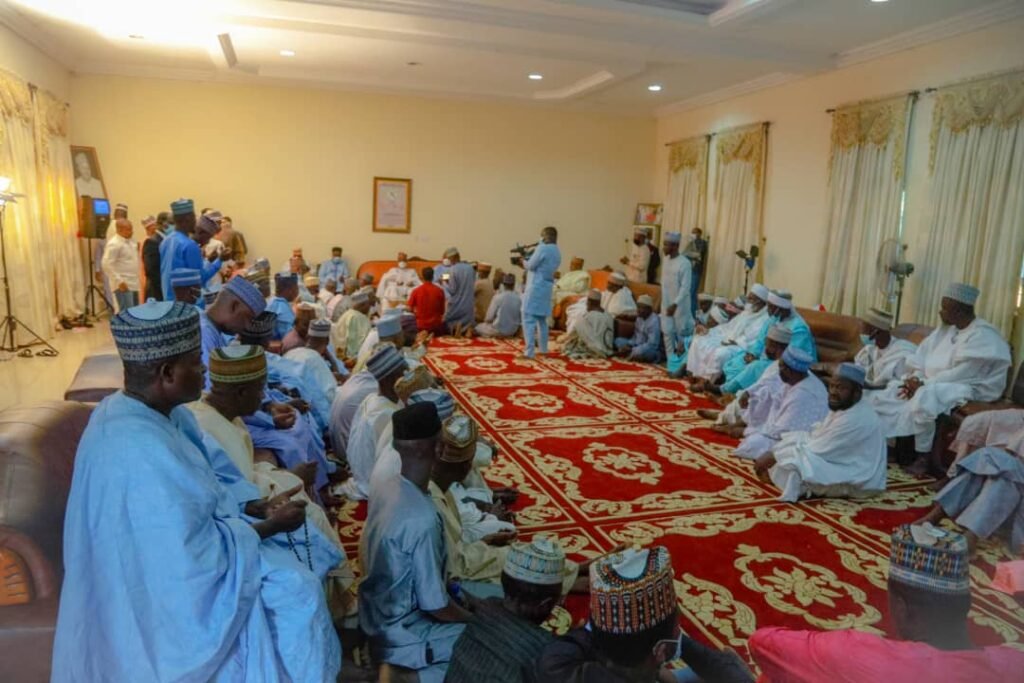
[71,145,108,199]
[373,177,412,233]
[634,202,663,228]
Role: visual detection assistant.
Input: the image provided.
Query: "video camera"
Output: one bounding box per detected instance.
[509,241,538,267]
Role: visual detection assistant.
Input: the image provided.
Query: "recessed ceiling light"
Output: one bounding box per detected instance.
[128,34,145,40]
[280,49,295,57]
[407,61,421,67]
[528,73,543,81]
[648,84,663,92]
[870,0,889,3]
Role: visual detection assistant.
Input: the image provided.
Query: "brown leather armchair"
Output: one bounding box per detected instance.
[0,401,94,682]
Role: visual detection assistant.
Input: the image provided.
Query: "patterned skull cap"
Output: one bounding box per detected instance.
[889,524,969,595]
[224,275,267,315]
[504,536,566,586]
[208,345,267,385]
[439,414,478,462]
[590,546,676,635]
[111,301,200,363]
[943,282,980,306]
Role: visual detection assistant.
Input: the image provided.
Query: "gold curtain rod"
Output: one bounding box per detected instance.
[825,89,923,114]
[663,121,771,147]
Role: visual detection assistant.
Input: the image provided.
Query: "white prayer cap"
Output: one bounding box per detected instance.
[697,293,712,303]
[141,215,156,228]
[444,247,459,258]
[713,296,728,305]
[943,282,980,306]
[351,290,370,305]
[750,283,769,301]
[664,231,682,244]
[861,308,893,331]
[767,291,792,309]
[637,294,654,307]
[586,289,602,302]
[766,324,792,344]
[609,271,627,285]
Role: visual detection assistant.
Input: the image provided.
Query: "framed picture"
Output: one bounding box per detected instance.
[373,177,412,233]
[70,145,108,199]
[634,202,663,228]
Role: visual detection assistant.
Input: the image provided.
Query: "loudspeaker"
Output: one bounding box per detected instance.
[79,195,111,239]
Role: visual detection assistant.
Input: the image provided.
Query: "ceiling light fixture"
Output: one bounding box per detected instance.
[870,0,889,3]
[280,49,295,57]
[128,34,144,40]
[407,61,421,66]
[528,73,543,81]
[648,84,663,92]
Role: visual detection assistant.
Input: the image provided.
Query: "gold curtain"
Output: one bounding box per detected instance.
[820,94,912,316]
[930,70,1024,171]
[0,67,82,341]
[663,134,709,236]
[705,122,768,296]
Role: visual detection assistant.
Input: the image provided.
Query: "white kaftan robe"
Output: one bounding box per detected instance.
[340,393,401,500]
[625,242,650,283]
[870,319,1011,451]
[687,306,770,380]
[660,253,694,354]
[854,338,917,387]
[769,399,888,502]
[735,373,829,460]
[601,287,637,317]
[718,361,782,427]
[376,266,421,310]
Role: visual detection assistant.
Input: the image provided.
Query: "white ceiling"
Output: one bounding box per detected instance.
[3,0,1022,115]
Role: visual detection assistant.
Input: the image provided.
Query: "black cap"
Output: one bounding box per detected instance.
[393,402,441,440]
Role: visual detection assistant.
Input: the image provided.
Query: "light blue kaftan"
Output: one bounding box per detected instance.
[52,391,340,682]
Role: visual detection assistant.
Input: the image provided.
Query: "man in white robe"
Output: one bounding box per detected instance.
[52,301,340,682]
[871,283,1011,469]
[735,348,829,460]
[376,251,421,311]
[338,344,408,500]
[756,363,888,503]
[602,270,638,317]
[284,319,343,431]
[620,227,650,283]
[659,231,694,357]
[561,289,615,359]
[332,290,372,362]
[552,256,590,306]
[685,283,771,381]
[854,308,917,388]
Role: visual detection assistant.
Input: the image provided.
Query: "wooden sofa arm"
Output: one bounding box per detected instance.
[0,526,58,602]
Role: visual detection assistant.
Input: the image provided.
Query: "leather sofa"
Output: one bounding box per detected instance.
[356,259,440,286]
[553,269,661,334]
[0,401,94,682]
[63,347,122,403]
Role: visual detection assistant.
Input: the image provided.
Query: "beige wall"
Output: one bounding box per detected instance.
[0,23,70,98]
[654,19,1024,311]
[69,74,654,276]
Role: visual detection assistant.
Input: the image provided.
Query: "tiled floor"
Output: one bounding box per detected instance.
[0,321,113,411]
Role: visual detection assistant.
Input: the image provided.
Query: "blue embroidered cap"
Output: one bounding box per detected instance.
[170,198,194,216]
[407,388,456,420]
[243,311,277,339]
[781,347,813,373]
[376,314,402,339]
[111,301,200,363]
[224,275,267,315]
[836,362,866,387]
[890,524,970,595]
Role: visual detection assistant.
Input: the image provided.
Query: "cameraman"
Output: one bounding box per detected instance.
[520,226,561,359]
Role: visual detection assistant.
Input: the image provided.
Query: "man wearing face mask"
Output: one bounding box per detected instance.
[854,308,917,389]
[684,284,771,382]
[434,254,453,284]
[620,227,651,283]
[755,363,887,502]
[377,251,421,311]
[318,246,349,289]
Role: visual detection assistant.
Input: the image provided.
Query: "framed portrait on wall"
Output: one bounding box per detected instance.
[634,202,663,228]
[70,146,108,199]
[373,177,412,233]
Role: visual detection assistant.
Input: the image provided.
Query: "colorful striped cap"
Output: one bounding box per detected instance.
[890,524,970,595]
[111,301,200,363]
[504,536,566,587]
[439,414,478,462]
[170,198,194,216]
[308,319,331,339]
[590,546,676,634]
[208,345,267,385]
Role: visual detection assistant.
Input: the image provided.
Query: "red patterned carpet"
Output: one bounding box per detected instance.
[337,336,1024,663]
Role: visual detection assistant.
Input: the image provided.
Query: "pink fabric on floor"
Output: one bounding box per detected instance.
[749,627,1024,683]
[992,560,1024,595]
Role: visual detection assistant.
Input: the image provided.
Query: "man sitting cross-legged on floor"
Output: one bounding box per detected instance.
[697,324,792,436]
[734,347,828,461]
[700,323,791,399]
[476,272,523,339]
[446,537,567,683]
[561,289,616,359]
[753,362,888,503]
[359,402,471,683]
[614,294,661,364]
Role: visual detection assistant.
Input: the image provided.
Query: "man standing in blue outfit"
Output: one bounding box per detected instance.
[520,226,561,359]
[266,273,299,341]
[360,402,472,682]
[52,301,341,682]
[159,198,224,300]
[318,246,349,288]
[660,231,694,359]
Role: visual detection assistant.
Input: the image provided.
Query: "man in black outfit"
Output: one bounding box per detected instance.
[141,214,165,301]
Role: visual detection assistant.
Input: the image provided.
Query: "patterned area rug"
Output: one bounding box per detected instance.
[336,336,1024,663]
